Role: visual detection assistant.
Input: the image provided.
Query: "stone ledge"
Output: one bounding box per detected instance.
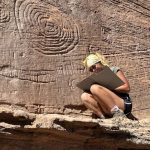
[0,105,150,150]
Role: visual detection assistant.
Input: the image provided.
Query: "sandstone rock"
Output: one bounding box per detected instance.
[0,0,150,149]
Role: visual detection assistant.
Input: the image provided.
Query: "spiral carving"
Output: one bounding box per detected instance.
[0,1,10,26]
[15,0,79,55]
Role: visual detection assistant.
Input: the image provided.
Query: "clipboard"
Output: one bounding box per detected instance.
[76,66,124,91]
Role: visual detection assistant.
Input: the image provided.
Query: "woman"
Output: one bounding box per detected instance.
[81,52,132,119]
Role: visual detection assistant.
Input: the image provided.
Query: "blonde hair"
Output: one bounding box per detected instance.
[83,52,109,68]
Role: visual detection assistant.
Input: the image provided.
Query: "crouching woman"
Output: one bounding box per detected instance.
[81,53,132,119]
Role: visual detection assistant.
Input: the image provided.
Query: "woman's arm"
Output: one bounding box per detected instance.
[114,70,130,93]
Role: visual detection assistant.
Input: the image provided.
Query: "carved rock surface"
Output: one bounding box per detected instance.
[0,0,150,149]
[0,0,150,117]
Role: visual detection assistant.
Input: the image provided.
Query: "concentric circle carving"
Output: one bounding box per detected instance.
[0,1,10,28]
[15,0,79,55]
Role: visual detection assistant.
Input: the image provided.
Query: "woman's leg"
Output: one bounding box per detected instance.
[81,92,105,118]
[90,84,125,115]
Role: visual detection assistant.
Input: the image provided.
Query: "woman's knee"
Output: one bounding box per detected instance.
[81,92,89,100]
[90,84,104,94]
[81,92,91,103]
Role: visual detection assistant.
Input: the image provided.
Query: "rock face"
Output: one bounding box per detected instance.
[0,106,150,150]
[0,0,150,149]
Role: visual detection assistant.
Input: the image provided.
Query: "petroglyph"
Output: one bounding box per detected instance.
[15,0,79,55]
[0,0,149,117]
[0,66,56,83]
[0,1,10,28]
[0,62,83,83]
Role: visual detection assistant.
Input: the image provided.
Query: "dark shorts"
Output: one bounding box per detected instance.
[115,93,132,116]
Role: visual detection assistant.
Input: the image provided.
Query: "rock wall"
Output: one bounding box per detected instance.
[0,0,150,149]
[0,0,150,117]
